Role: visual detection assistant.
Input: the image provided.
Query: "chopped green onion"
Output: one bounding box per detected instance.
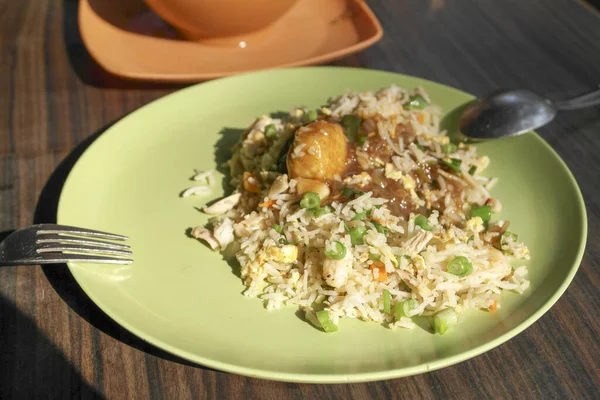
[383,290,392,314]
[414,215,432,231]
[369,253,381,261]
[352,211,367,221]
[325,241,347,260]
[341,186,364,198]
[344,223,350,233]
[372,221,390,236]
[306,110,318,122]
[278,238,296,245]
[467,235,474,244]
[366,208,373,217]
[404,94,428,110]
[341,115,362,141]
[501,231,519,244]
[316,310,338,333]
[393,255,402,268]
[357,134,368,145]
[432,308,458,335]
[349,226,367,245]
[446,256,473,276]
[471,205,491,224]
[415,143,425,151]
[313,205,333,217]
[264,124,277,139]
[394,299,418,319]
[440,158,462,174]
[468,165,477,175]
[300,192,320,210]
[272,224,283,234]
[442,143,458,154]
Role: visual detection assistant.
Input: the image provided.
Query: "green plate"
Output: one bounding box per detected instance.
[57,67,587,383]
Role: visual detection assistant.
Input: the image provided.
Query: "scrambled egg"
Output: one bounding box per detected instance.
[464,217,485,234]
[385,163,403,180]
[431,135,450,145]
[241,244,298,280]
[264,245,298,263]
[343,171,372,186]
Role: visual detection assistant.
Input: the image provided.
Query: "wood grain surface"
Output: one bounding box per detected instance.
[1,0,599,398]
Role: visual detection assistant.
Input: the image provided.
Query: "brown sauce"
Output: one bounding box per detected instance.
[323,119,463,220]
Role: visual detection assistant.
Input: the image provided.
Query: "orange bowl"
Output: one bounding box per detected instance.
[144,0,299,40]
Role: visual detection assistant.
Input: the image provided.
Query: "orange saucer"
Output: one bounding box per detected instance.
[78,0,383,82]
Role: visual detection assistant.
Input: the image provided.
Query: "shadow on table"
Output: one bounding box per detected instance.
[33,120,206,370]
[62,0,188,90]
[0,295,103,399]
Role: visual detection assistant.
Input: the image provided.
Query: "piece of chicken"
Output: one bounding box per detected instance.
[286,121,348,181]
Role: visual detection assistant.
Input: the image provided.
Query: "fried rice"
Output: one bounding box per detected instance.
[188,85,530,333]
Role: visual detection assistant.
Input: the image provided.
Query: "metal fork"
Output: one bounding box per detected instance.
[0,224,133,266]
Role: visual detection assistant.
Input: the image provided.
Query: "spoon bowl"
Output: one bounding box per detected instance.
[459,86,600,140]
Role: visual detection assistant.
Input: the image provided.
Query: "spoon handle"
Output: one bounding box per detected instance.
[554,85,600,111]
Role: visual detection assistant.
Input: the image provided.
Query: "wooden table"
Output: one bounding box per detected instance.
[1,0,599,398]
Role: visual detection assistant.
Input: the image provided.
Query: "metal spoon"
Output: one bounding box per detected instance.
[458,85,600,140]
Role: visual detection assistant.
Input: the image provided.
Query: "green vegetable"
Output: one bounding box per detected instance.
[264,124,277,139]
[341,186,364,198]
[415,143,425,151]
[357,134,368,145]
[446,256,473,276]
[393,255,402,268]
[414,215,432,231]
[383,290,392,314]
[432,308,458,335]
[467,235,474,244]
[372,221,390,236]
[394,299,418,319]
[471,205,491,224]
[278,238,296,245]
[440,158,462,174]
[316,310,338,333]
[404,94,428,110]
[325,241,347,260]
[272,224,283,234]
[501,231,519,244]
[306,110,318,122]
[300,192,320,210]
[442,143,458,154]
[369,253,381,261]
[341,115,362,141]
[313,205,333,217]
[352,211,367,221]
[349,226,367,245]
[468,165,477,175]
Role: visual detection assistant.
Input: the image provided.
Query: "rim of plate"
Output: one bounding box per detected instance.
[57,66,588,383]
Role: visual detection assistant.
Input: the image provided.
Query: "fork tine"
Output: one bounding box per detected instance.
[36,242,133,256]
[36,253,133,265]
[36,234,131,250]
[35,224,129,241]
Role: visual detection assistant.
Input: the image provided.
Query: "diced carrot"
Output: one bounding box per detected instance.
[370,262,388,282]
[417,113,425,125]
[243,172,261,193]
[489,301,497,312]
[258,199,276,208]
